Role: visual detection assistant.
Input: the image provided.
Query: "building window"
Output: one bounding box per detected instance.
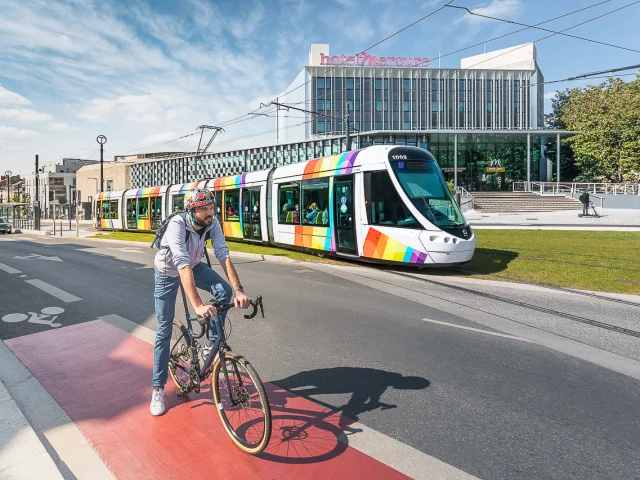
[346,100,354,111]
[376,100,383,112]
[375,121,383,130]
[375,79,382,90]
[317,99,324,110]
[318,78,325,89]
[278,182,300,224]
[403,121,411,130]
[346,78,354,89]
[326,121,331,132]
[403,79,410,91]
[325,99,331,110]
[355,100,360,111]
[326,78,331,89]
[301,178,330,225]
[316,121,325,133]
[403,101,410,112]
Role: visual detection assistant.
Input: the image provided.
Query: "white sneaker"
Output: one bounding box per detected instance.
[150,387,165,416]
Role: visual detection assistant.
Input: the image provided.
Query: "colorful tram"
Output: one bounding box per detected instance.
[94,146,476,266]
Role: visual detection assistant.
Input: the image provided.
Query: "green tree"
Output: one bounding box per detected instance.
[544,89,579,181]
[11,193,30,215]
[562,77,640,182]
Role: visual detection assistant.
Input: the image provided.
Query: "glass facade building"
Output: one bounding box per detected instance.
[127,43,576,191]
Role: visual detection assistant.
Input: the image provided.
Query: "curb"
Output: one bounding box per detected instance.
[0,341,64,479]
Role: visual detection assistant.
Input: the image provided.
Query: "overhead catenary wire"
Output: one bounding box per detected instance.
[462,0,640,70]
[115,2,455,157]
[445,3,640,54]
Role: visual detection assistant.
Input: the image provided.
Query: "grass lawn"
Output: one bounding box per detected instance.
[456,230,640,295]
[91,230,640,295]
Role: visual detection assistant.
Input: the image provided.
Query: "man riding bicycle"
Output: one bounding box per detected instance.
[151,188,250,416]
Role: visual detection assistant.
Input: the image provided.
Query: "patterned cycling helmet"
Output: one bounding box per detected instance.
[184,188,215,212]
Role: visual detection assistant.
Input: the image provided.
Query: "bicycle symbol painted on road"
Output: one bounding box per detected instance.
[2,307,64,328]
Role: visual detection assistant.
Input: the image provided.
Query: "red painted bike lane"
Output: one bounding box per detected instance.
[6,320,410,480]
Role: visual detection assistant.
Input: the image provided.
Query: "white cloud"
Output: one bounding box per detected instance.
[0,108,52,122]
[0,125,39,141]
[0,85,31,106]
[48,122,77,132]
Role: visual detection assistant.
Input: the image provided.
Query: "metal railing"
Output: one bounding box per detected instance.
[513,182,639,196]
[455,186,474,211]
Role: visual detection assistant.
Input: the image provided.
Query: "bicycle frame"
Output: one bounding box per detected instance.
[172,284,244,401]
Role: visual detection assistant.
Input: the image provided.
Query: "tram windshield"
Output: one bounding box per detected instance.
[390,157,465,227]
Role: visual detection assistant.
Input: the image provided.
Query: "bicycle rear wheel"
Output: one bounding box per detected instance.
[169,321,191,391]
[212,353,271,454]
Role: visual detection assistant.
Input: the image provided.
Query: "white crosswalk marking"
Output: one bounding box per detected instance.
[25,279,82,303]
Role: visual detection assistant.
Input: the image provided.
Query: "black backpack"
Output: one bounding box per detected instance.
[150,211,210,249]
[578,193,586,204]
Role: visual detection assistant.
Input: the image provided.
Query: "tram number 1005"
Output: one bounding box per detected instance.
[392,155,408,160]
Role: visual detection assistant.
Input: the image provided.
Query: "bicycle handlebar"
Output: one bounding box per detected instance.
[194,296,265,339]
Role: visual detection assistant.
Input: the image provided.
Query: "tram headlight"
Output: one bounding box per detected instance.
[429,235,438,242]
[444,237,450,243]
[452,238,458,244]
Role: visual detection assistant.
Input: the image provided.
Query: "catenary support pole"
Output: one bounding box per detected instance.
[34,155,40,230]
[454,133,458,189]
[527,133,531,190]
[556,132,560,186]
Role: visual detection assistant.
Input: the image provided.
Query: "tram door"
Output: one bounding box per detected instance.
[334,176,356,253]
[214,191,222,224]
[241,188,261,240]
[150,196,162,230]
[126,198,137,229]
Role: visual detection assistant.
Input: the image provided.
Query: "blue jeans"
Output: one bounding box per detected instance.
[583,203,589,215]
[152,262,232,387]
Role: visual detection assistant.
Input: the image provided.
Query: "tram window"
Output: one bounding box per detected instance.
[172,195,184,212]
[301,178,329,226]
[365,171,418,228]
[278,182,300,224]
[137,199,149,219]
[224,189,240,221]
[109,200,118,219]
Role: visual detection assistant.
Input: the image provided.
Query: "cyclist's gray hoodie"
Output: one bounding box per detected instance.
[154,215,229,277]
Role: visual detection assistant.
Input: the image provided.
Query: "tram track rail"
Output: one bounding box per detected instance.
[383,269,640,339]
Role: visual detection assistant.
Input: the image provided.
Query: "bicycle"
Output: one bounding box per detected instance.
[168,285,272,455]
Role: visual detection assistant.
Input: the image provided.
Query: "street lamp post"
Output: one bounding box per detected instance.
[97,135,107,193]
[4,170,11,206]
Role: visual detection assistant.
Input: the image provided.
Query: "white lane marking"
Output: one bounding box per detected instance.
[99,314,156,344]
[341,422,479,480]
[107,247,143,253]
[422,318,534,343]
[102,314,478,479]
[25,279,82,303]
[0,263,22,274]
[14,253,62,262]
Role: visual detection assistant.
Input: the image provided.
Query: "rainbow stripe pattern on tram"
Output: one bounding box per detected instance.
[213,174,247,189]
[223,222,243,238]
[302,151,361,179]
[178,181,207,193]
[294,226,332,251]
[363,228,428,264]
[134,186,162,198]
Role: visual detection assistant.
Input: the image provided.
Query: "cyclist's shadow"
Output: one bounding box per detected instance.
[261,366,430,464]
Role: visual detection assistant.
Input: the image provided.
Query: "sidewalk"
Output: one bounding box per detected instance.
[0,341,64,479]
[466,208,640,231]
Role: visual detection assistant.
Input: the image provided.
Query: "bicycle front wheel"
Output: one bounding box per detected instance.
[212,353,271,454]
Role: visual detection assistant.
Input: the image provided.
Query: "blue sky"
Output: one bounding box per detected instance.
[1,0,639,173]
